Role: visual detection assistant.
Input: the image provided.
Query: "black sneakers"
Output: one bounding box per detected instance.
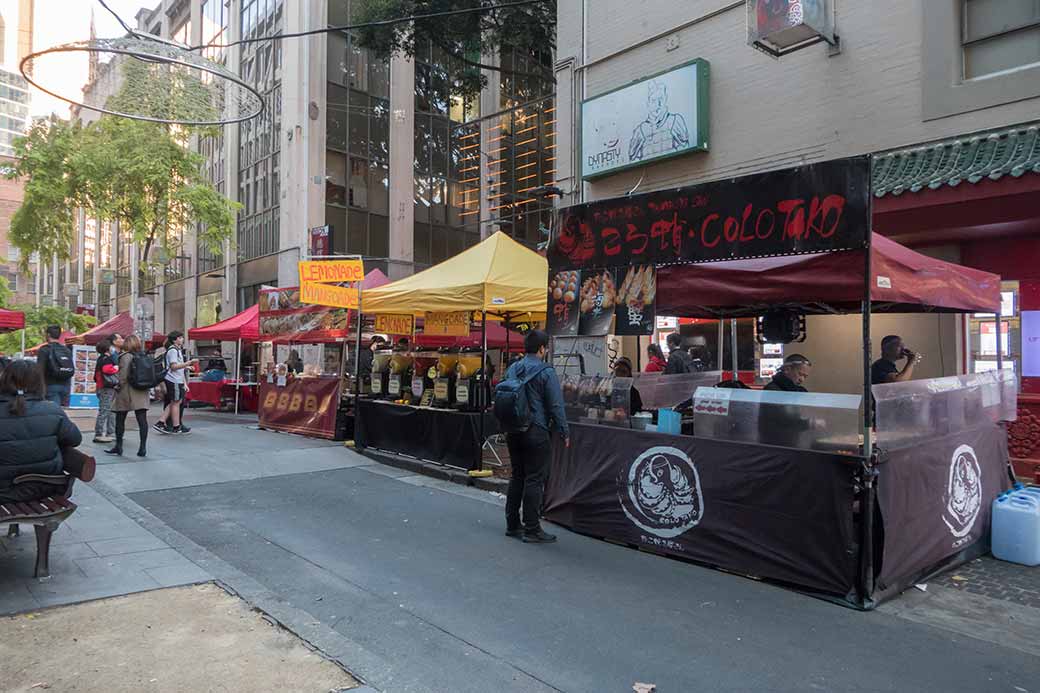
[522,529,557,544]
[152,422,169,434]
[505,528,523,539]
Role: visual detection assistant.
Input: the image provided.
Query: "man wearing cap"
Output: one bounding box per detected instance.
[764,354,812,392]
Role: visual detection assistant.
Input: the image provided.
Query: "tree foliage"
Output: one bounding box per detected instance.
[351,0,556,100]
[6,59,239,277]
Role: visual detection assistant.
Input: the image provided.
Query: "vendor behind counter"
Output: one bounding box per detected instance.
[760,354,814,449]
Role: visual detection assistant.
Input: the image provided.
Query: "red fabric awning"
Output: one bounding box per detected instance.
[0,308,24,332]
[68,311,164,346]
[657,233,1001,318]
[189,304,260,343]
[413,320,526,350]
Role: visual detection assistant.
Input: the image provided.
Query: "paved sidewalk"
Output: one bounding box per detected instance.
[0,482,210,614]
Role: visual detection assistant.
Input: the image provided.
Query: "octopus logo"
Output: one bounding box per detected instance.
[942,444,982,538]
[618,446,704,538]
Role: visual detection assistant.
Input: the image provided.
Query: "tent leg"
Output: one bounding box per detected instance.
[478,311,487,472]
[235,338,242,416]
[730,318,738,380]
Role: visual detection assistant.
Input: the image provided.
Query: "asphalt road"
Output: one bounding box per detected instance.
[130,453,1040,693]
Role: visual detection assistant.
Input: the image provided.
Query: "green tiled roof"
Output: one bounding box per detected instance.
[872,121,1040,197]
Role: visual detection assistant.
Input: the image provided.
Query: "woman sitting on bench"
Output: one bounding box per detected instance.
[0,360,84,503]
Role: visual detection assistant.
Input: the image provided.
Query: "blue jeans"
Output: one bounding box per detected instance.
[45,382,71,407]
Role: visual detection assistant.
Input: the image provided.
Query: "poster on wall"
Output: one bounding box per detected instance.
[581,59,709,179]
[259,287,350,342]
[547,269,580,336]
[980,321,1011,357]
[578,270,617,336]
[613,265,656,336]
[1022,310,1040,377]
[69,344,99,409]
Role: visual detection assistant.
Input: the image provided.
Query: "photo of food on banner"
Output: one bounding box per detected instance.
[613,264,656,335]
[547,269,580,336]
[578,269,617,336]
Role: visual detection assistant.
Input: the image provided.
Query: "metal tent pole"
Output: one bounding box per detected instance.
[235,337,242,415]
[730,318,738,380]
[995,310,1003,372]
[478,310,488,472]
[717,319,724,373]
[860,229,877,606]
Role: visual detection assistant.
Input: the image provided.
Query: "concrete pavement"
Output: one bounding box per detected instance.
[4,409,1039,692]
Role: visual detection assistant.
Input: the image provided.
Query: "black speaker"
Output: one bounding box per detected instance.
[756,309,806,344]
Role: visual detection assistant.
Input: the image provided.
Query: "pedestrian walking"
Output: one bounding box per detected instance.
[494,329,569,544]
[36,325,75,407]
[92,338,118,443]
[106,334,151,458]
[645,343,667,372]
[156,331,198,435]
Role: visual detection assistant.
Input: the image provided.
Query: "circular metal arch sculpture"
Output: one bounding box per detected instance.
[20,35,265,126]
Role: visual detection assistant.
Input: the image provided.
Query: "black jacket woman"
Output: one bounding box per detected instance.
[0,359,83,503]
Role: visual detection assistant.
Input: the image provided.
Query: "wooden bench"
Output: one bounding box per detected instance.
[0,449,96,578]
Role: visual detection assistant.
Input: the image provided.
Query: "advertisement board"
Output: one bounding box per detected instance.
[581,60,709,179]
[424,311,471,337]
[258,377,340,439]
[375,314,414,336]
[69,344,99,409]
[259,287,350,343]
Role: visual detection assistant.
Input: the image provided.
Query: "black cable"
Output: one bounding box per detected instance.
[96,0,136,37]
[191,0,553,51]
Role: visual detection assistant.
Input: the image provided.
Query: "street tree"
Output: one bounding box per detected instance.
[351,0,556,101]
[6,60,239,280]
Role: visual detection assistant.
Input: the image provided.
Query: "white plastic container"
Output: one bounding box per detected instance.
[991,489,1040,566]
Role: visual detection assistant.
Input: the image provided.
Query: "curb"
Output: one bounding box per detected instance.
[355,447,510,493]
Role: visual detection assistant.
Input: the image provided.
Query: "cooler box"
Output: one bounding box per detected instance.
[991,487,1040,566]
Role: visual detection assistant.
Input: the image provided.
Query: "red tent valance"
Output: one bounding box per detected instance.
[189,304,260,343]
[657,233,1001,318]
[0,308,24,332]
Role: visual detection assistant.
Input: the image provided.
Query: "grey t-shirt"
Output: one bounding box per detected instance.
[165,347,186,385]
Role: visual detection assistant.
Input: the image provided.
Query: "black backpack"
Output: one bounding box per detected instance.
[129,352,167,390]
[46,344,75,381]
[493,363,549,433]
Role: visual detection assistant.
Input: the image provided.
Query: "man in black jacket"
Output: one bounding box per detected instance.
[764,354,812,392]
[664,332,694,374]
[37,325,73,407]
[503,330,569,544]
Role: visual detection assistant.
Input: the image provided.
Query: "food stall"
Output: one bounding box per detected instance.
[257,269,390,440]
[356,232,546,470]
[543,156,1015,609]
[187,304,261,413]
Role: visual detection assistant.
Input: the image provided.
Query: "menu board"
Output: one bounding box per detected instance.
[613,265,656,336]
[578,269,617,336]
[547,269,580,337]
[980,321,1011,357]
[69,344,99,409]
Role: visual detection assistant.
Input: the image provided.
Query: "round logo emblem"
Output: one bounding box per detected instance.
[942,444,982,538]
[618,446,704,538]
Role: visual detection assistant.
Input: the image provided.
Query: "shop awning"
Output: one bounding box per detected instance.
[0,308,24,332]
[68,311,164,346]
[189,304,260,343]
[362,232,548,320]
[657,233,1001,318]
[413,321,526,350]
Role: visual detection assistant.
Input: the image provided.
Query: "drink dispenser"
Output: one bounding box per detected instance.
[454,349,486,411]
[370,350,392,398]
[433,350,459,407]
[409,351,440,404]
[387,351,414,401]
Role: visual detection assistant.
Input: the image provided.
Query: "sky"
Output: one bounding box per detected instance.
[25,0,152,118]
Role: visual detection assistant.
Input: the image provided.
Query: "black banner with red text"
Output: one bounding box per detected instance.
[548,157,871,271]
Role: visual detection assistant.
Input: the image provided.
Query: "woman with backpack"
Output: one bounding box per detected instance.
[106,334,151,457]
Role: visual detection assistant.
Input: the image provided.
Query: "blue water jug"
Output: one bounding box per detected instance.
[991,490,1040,566]
[658,409,682,436]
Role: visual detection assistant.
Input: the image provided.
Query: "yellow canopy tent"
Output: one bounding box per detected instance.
[361,231,547,321]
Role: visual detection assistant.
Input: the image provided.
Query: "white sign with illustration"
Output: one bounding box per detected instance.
[581,60,709,179]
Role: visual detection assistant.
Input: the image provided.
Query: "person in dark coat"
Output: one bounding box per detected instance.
[764,354,812,392]
[760,354,814,448]
[0,359,83,503]
[664,333,694,374]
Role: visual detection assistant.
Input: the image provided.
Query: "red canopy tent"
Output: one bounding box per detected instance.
[0,308,25,333]
[413,320,526,350]
[68,311,165,347]
[188,304,260,343]
[658,232,1000,317]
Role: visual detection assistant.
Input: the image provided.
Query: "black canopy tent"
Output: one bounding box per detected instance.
[544,156,1010,608]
